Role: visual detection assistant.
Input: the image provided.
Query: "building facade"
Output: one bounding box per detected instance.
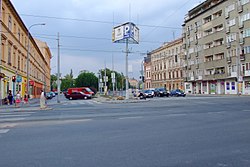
[148,38,185,90]
[182,0,250,95]
[144,54,152,89]
[0,0,51,102]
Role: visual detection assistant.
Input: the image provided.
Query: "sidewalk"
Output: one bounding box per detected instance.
[0,98,52,112]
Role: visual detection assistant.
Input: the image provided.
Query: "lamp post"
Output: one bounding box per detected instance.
[26,23,45,101]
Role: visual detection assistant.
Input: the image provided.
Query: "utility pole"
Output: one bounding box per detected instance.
[104,60,107,95]
[125,39,129,99]
[111,54,115,97]
[57,32,60,103]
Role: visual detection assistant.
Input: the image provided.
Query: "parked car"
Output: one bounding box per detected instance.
[45,92,53,100]
[170,89,186,97]
[65,91,92,100]
[155,87,170,97]
[144,90,154,98]
[50,92,56,97]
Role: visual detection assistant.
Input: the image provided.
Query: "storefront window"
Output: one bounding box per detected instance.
[232,82,235,90]
[226,82,230,90]
[245,81,250,89]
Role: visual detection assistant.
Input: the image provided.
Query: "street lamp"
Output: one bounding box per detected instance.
[26,23,45,101]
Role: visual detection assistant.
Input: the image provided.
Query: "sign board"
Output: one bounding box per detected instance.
[16,75,22,82]
[103,76,108,82]
[112,22,139,44]
[111,72,115,79]
[238,76,243,82]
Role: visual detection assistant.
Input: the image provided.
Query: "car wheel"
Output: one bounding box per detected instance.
[69,97,72,100]
[84,96,87,100]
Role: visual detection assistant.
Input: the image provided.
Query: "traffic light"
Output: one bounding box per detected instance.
[12,76,16,82]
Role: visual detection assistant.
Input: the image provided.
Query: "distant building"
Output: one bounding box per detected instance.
[129,78,138,89]
[147,38,185,90]
[144,54,152,89]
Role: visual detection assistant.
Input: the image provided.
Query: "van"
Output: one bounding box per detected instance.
[67,87,94,95]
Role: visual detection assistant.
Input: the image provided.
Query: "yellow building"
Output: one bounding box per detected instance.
[148,38,185,90]
[0,0,51,101]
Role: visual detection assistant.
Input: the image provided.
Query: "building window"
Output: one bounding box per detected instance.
[18,28,21,41]
[8,15,12,30]
[232,82,235,90]
[18,55,20,70]
[8,44,12,65]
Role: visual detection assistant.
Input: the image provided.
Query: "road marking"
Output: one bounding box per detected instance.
[0,129,10,134]
[163,113,187,117]
[0,118,25,122]
[0,114,30,118]
[118,116,143,120]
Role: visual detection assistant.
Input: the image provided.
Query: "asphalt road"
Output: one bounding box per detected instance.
[0,96,250,167]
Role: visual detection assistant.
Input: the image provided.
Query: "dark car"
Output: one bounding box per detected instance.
[155,87,170,97]
[45,92,53,100]
[65,92,92,100]
[170,89,186,97]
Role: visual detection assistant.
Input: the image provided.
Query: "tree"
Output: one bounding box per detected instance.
[75,72,98,90]
[99,68,125,90]
[60,69,75,91]
[50,74,57,91]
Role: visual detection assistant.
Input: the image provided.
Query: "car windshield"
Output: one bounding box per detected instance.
[85,88,92,92]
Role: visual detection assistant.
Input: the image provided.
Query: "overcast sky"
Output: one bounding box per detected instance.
[10,0,201,79]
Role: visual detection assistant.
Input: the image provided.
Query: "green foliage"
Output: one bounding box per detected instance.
[50,74,57,91]
[100,68,125,90]
[75,72,98,89]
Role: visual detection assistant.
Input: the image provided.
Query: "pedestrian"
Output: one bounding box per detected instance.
[8,90,13,105]
[15,91,21,108]
[24,91,29,104]
[40,90,47,109]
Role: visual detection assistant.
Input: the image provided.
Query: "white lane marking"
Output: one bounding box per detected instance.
[118,116,143,120]
[0,129,10,134]
[0,114,30,118]
[0,112,35,115]
[0,118,25,122]
[162,113,187,117]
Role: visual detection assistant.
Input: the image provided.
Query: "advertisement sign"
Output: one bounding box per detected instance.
[112,22,139,44]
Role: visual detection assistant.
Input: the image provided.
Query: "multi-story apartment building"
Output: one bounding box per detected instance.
[182,0,250,95]
[148,38,185,90]
[0,0,51,101]
[144,54,152,89]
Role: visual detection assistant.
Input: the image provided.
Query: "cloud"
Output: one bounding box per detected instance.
[11,0,201,79]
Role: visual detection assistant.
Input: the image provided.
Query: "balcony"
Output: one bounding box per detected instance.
[197,75,203,80]
[240,54,245,61]
[238,2,243,13]
[239,38,244,45]
[245,70,250,76]
[228,72,237,78]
